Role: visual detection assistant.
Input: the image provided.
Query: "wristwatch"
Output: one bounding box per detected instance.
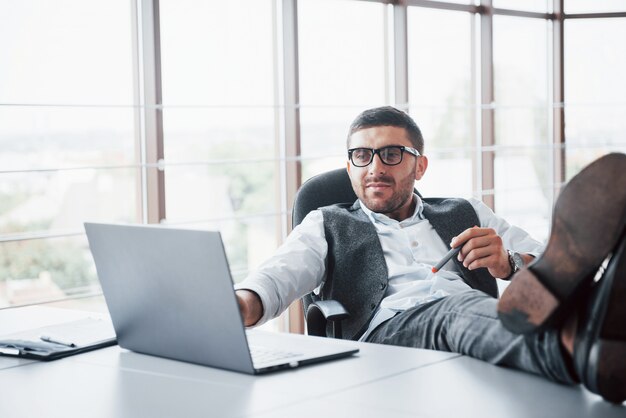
[504,250,524,280]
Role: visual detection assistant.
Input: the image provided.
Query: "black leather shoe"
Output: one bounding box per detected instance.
[498,152,626,334]
[574,237,626,404]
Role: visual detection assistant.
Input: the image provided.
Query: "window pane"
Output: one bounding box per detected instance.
[298,0,387,106]
[565,145,626,182]
[565,18,626,180]
[163,108,276,162]
[408,8,472,108]
[494,148,552,242]
[409,106,474,152]
[0,107,137,170]
[159,2,283,333]
[493,0,550,13]
[300,107,359,168]
[302,156,347,186]
[566,0,626,14]
[493,16,551,242]
[564,105,626,150]
[492,188,550,243]
[0,168,140,236]
[164,162,278,223]
[0,235,98,308]
[165,216,281,285]
[298,0,387,182]
[565,19,626,106]
[422,0,476,4]
[159,0,275,106]
[494,16,549,146]
[408,8,474,198]
[0,0,134,105]
[494,106,550,146]
[493,16,549,104]
[0,107,139,237]
[0,0,138,308]
[416,149,474,199]
[159,2,278,220]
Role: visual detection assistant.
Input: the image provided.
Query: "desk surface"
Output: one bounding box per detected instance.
[1,306,624,418]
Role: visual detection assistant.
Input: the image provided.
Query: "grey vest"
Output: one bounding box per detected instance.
[315,198,498,341]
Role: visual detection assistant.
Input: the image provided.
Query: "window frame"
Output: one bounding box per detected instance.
[3,1,626,335]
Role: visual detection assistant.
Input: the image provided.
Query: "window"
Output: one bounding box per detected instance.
[407,7,474,198]
[566,0,626,14]
[0,0,137,308]
[564,18,626,180]
[298,0,388,181]
[2,1,625,334]
[493,15,551,241]
[159,0,280,283]
[493,0,550,13]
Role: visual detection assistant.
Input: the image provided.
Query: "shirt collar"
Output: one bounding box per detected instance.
[359,193,424,226]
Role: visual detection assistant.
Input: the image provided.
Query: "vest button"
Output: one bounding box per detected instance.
[380,282,386,290]
[370,303,376,310]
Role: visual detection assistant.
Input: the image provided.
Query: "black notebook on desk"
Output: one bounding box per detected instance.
[0,317,117,361]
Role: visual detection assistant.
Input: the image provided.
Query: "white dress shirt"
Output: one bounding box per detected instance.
[237,195,544,341]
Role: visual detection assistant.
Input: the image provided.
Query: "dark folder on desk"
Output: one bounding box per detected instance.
[0,317,116,361]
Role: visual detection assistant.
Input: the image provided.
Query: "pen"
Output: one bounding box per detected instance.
[40,335,76,348]
[431,246,462,273]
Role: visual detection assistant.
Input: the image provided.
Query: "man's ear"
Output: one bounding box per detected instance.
[414,155,428,181]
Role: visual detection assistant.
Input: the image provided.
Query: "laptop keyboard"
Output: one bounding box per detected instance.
[250,345,302,365]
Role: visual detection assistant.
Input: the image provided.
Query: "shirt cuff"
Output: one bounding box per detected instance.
[234,282,274,327]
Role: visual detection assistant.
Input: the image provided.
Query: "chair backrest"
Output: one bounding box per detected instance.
[292,168,357,337]
[292,168,422,337]
[292,168,357,228]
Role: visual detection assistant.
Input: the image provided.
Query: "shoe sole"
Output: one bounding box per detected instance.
[498,153,626,334]
[583,236,626,404]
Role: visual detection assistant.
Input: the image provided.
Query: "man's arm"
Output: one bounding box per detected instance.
[236,289,264,326]
[234,209,328,327]
[450,198,544,279]
[450,227,534,279]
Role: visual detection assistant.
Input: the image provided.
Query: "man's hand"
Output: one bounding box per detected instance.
[236,289,264,327]
[450,226,511,279]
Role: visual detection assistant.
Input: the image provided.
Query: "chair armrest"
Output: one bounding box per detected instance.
[305,300,349,338]
[310,300,349,321]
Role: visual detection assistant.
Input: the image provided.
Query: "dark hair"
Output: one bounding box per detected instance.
[347,106,424,155]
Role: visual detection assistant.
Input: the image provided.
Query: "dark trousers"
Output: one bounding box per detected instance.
[366,289,577,384]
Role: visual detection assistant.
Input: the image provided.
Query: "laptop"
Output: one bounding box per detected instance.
[84,222,358,374]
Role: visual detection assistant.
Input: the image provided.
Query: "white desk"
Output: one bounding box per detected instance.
[1,307,624,418]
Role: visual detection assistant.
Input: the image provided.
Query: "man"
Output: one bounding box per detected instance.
[236,106,626,403]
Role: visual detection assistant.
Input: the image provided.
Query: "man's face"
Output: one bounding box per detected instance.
[346,126,428,221]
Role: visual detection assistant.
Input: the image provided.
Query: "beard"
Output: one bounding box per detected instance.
[357,172,416,217]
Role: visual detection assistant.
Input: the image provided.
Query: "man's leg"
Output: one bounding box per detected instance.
[571,236,626,403]
[498,152,626,334]
[366,289,577,385]
[496,152,626,403]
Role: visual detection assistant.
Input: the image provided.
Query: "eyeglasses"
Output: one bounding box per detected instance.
[347,145,420,167]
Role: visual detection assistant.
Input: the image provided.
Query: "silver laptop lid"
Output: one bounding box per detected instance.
[84,223,255,373]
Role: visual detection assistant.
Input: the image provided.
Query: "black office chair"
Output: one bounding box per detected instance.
[292,168,356,339]
[292,168,498,339]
